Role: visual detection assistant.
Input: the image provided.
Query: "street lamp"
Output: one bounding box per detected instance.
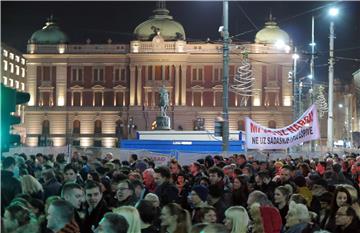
[327,7,339,151]
[292,48,300,120]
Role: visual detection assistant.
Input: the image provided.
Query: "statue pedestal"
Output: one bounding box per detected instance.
[156,116,171,130]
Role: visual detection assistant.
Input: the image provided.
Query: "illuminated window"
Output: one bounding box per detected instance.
[3,49,8,57]
[15,81,19,89]
[9,53,14,60]
[21,68,25,77]
[3,60,8,71]
[10,63,14,73]
[21,83,25,91]
[21,58,25,65]
[15,56,20,63]
[9,79,13,87]
[16,65,20,75]
[3,76,7,85]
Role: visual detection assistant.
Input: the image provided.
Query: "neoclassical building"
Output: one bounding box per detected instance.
[24,5,293,148]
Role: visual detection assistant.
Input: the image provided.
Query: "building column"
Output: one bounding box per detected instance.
[26,64,37,106]
[80,92,83,106]
[152,90,155,106]
[175,65,180,106]
[129,65,136,106]
[92,91,95,106]
[56,64,67,106]
[144,90,148,106]
[181,64,187,106]
[39,92,43,106]
[71,92,74,106]
[113,91,117,106]
[137,65,142,106]
[101,92,104,106]
[50,91,54,106]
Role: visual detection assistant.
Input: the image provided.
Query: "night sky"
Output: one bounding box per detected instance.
[2,1,360,83]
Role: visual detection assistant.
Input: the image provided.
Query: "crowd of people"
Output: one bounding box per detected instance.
[1,151,360,233]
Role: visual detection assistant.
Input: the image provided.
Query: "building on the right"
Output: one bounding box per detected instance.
[351,69,360,148]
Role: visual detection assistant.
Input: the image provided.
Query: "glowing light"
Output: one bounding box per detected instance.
[292,54,299,60]
[283,96,291,106]
[253,96,261,106]
[329,8,339,17]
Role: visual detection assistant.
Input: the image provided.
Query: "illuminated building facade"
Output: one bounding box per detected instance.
[24,6,293,147]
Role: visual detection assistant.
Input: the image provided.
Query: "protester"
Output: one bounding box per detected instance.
[116,179,137,207]
[198,206,217,224]
[113,206,141,233]
[334,205,360,233]
[94,212,129,233]
[160,203,191,233]
[3,203,39,233]
[136,200,159,233]
[20,175,44,200]
[154,166,179,206]
[1,157,22,214]
[224,206,249,233]
[274,184,293,225]
[83,180,110,232]
[47,199,80,233]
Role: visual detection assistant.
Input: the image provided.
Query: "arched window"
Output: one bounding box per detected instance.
[238,120,245,131]
[115,120,124,139]
[42,120,50,135]
[73,120,80,134]
[268,120,276,129]
[94,120,102,134]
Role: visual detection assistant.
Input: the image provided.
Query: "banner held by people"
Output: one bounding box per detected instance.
[245,104,320,149]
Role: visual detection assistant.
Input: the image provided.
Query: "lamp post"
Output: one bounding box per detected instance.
[292,48,299,121]
[222,0,229,152]
[310,16,316,152]
[327,7,338,151]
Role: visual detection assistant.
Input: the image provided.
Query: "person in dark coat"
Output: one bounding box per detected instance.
[41,169,62,200]
[208,184,227,223]
[334,206,360,233]
[82,180,110,233]
[154,166,179,207]
[1,156,22,215]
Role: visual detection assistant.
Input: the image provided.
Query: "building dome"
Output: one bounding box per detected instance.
[255,15,290,45]
[29,16,69,44]
[134,3,185,41]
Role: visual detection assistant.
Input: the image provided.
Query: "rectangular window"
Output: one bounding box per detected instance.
[21,58,25,65]
[71,67,83,82]
[15,56,20,63]
[9,53,14,60]
[93,67,104,82]
[10,63,14,73]
[3,60,8,71]
[213,68,223,81]
[9,78,14,87]
[192,67,203,81]
[113,67,126,82]
[15,81,19,89]
[21,83,25,91]
[21,68,25,78]
[3,49,8,57]
[16,65,20,75]
[3,76,7,85]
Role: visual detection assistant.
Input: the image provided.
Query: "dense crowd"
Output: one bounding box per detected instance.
[1,151,360,233]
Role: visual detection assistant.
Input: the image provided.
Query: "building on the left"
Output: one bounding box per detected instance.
[1,43,27,142]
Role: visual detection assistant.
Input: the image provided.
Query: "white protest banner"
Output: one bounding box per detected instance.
[245,104,320,149]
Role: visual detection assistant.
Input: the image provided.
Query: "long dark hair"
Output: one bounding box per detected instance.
[329,186,352,216]
[232,175,250,207]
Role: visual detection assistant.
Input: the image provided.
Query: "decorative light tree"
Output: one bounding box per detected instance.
[231,52,259,106]
[315,85,328,118]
